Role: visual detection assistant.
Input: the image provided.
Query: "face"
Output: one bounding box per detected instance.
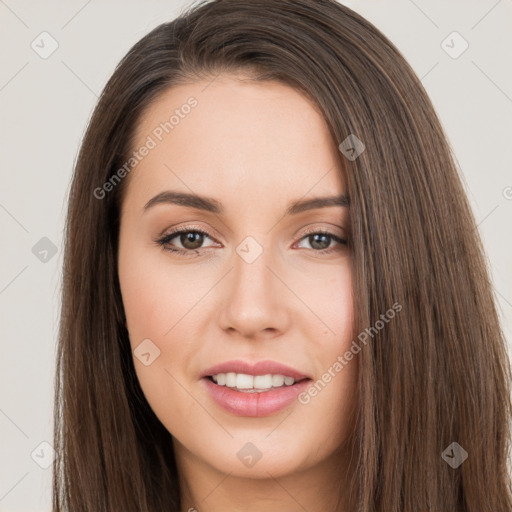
[118,73,357,482]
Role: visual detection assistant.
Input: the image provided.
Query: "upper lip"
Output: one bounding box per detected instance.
[201,360,312,381]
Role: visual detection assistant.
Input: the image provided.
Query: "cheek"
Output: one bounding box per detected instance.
[294,263,354,352]
[323,273,353,338]
[292,267,357,438]
[293,363,358,462]
[118,240,204,345]
[118,248,199,426]
[118,240,213,411]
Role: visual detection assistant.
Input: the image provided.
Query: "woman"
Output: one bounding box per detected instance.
[53,0,512,510]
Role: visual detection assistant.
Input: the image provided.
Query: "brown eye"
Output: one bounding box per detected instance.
[156,228,217,255]
[179,231,205,250]
[296,230,347,253]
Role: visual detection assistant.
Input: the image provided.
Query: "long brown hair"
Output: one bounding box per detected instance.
[54,0,512,510]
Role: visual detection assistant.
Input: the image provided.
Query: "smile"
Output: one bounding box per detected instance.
[209,372,302,392]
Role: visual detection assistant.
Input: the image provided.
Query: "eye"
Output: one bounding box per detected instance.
[156,227,218,256]
[294,229,347,254]
[155,226,348,256]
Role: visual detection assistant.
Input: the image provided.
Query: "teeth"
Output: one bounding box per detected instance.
[211,372,297,391]
[272,374,285,387]
[225,372,236,387]
[236,373,253,389]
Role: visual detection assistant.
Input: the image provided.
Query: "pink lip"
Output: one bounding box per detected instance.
[201,359,311,381]
[200,359,312,417]
[202,377,312,417]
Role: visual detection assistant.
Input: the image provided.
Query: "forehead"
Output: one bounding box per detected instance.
[124,74,346,214]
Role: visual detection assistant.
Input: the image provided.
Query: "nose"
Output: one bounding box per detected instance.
[217,240,291,340]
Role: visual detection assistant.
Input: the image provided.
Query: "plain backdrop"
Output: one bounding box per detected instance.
[1,1,511,510]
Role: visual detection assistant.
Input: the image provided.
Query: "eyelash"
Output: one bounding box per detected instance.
[155,226,347,257]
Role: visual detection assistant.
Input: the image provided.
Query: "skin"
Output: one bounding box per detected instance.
[118,73,358,512]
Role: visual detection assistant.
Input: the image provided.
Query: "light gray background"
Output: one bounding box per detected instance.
[1,0,511,510]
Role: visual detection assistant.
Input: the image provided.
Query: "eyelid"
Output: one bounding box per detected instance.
[159,223,218,240]
[297,223,346,238]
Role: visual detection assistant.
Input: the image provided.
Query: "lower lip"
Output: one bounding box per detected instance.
[202,377,312,417]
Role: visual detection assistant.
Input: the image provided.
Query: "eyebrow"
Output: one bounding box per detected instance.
[143,190,350,215]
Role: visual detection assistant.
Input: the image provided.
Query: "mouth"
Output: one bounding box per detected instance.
[205,372,310,393]
[201,359,311,382]
[200,360,313,417]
